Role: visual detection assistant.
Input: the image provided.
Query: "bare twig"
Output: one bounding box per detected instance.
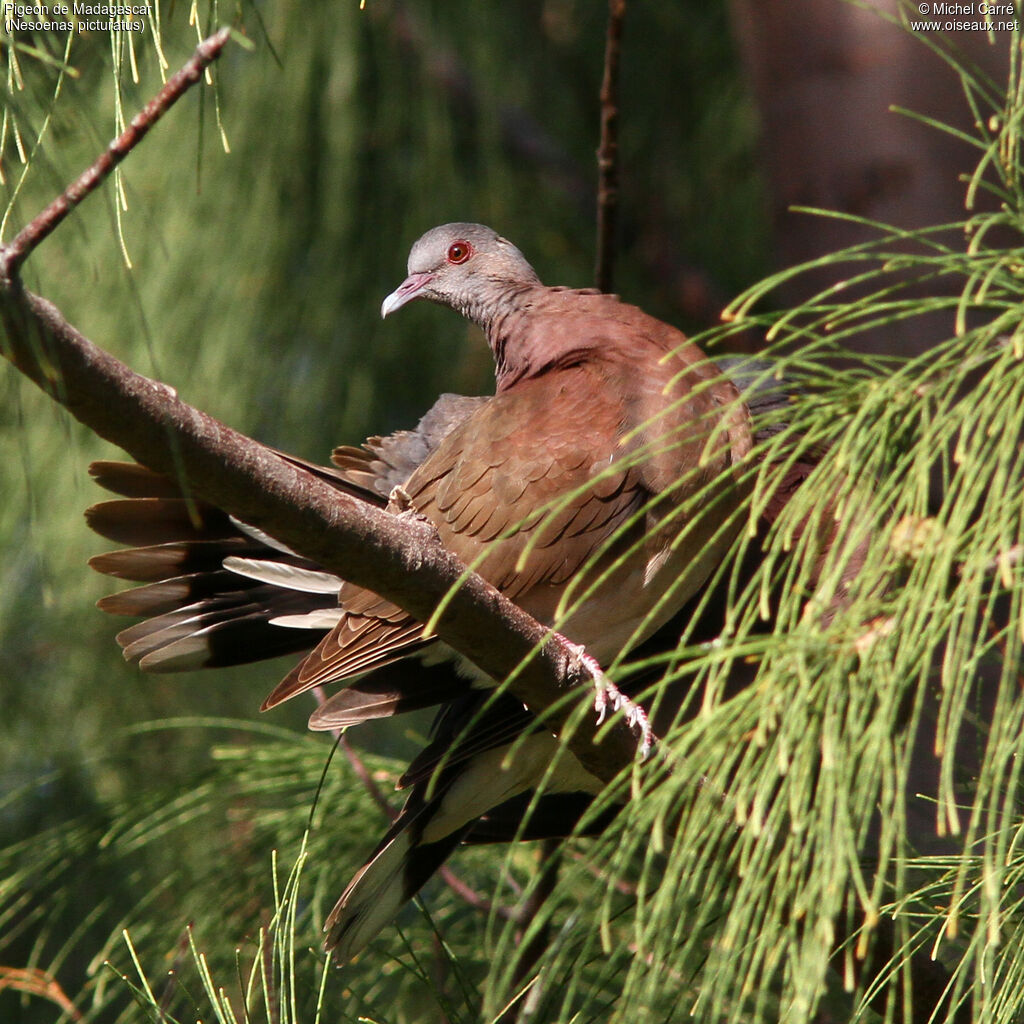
[518,841,560,971]
[1,28,233,277]
[568,847,636,895]
[338,734,398,820]
[438,865,512,920]
[594,0,626,294]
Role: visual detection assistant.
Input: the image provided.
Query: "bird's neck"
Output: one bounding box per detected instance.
[484,285,617,391]
[456,279,543,388]
[456,278,533,328]
[487,305,540,390]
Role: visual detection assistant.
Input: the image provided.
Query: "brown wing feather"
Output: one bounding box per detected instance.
[278,365,651,697]
[90,461,187,499]
[276,324,753,702]
[407,368,650,611]
[261,619,430,709]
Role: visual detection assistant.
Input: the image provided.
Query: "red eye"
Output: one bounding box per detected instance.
[447,241,472,264]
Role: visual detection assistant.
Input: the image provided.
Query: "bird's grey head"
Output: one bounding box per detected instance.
[380,223,541,326]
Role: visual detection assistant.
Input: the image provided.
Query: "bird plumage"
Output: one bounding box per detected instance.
[267,225,753,709]
[87,224,803,964]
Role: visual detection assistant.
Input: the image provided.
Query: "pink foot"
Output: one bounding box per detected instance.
[556,633,654,759]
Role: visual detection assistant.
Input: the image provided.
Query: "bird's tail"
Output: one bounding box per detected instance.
[324,796,472,963]
[325,692,607,963]
[86,459,345,675]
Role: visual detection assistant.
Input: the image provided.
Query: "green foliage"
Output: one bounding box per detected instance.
[9,5,1024,1024]
[486,26,1024,1021]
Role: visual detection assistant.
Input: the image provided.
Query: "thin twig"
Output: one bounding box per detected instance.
[437,866,512,920]
[338,733,398,822]
[567,846,636,895]
[594,0,626,295]
[0,27,233,278]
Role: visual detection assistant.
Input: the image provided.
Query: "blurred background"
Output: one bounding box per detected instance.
[0,2,1013,1020]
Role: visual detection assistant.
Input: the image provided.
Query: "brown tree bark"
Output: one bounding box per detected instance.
[730,0,1011,356]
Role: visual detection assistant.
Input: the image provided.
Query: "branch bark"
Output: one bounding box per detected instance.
[594,0,626,294]
[0,33,642,787]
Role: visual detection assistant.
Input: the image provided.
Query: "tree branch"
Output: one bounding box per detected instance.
[2,28,233,278]
[0,33,643,787]
[594,0,626,294]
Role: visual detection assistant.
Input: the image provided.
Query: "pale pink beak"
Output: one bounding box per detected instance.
[381,272,435,318]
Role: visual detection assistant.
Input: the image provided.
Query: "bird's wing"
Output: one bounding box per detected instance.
[269,364,653,701]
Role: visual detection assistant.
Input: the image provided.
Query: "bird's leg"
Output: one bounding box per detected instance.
[555,633,654,759]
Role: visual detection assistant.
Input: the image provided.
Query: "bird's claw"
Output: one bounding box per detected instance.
[599,681,653,759]
[557,633,654,759]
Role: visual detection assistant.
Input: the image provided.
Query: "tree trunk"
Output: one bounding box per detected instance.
[730,0,1011,356]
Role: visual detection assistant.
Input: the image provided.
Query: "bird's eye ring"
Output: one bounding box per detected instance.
[447,241,472,264]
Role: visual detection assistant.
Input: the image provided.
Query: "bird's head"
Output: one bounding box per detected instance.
[381,223,540,326]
